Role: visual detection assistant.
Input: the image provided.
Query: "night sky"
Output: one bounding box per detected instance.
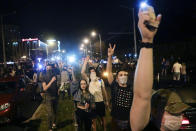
[0,0,196,55]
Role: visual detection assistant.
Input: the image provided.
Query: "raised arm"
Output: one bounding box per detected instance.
[81,56,90,81]
[71,67,76,82]
[42,76,56,91]
[106,44,116,85]
[130,9,161,131]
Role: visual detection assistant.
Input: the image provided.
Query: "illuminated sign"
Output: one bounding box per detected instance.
[22,38,39,42]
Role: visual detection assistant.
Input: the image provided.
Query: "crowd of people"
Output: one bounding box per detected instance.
[1,5,193,131]
[161,57,188,83]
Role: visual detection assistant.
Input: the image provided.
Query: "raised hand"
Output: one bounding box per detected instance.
[108,44,116,57]
[138,8,162,43]
[85,55,90,62]
[51,76,56,82]
[85,103,90,109]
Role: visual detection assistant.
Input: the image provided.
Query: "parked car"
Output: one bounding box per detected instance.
[179,88,196,130]
[151,87,196,131]
[0,76,31,124]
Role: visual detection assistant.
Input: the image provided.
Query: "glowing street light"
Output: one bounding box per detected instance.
[81,44,84,47]
[47,39,56,46]
[80,47,83,50]
[83,38,89,44]
[91,31,96,37]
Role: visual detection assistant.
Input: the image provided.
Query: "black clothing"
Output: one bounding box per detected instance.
[54,68,60,76]
[93,101,105,117]
[76,109,92,131]
[144,121,160,131]
[43,94,58,129]
[76,92,96,131]
[110,80,133,120]
[42,71,58,97]
[42,71,58,130]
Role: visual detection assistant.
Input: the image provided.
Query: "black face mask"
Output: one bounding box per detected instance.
[46,69,53,77]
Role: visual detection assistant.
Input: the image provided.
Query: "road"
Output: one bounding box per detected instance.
[1,74,195,131]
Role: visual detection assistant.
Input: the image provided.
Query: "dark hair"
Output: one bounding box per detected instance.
[79,79,89,92]
[151,92,168,129]
[88,67,96,72]
[47,64,54,67]
[116,64,130,77]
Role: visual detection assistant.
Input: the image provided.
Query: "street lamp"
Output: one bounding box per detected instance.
[83,38,89,44]
[91,31,102,59]
[47,39,56,46]
[91,31,96,37]
[46,39,56,58]
[80,43,87,56]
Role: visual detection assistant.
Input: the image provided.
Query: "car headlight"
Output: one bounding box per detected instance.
[0,103,10,111]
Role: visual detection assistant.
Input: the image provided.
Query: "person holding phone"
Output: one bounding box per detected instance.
[130,4,162,131]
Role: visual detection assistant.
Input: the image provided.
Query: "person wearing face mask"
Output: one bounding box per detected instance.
[42,64,58,131]
[81,56,109,131]
[59,65,70,99]
[106,44,133,131]
[146,89,191,131]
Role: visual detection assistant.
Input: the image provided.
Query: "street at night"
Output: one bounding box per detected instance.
[0,0,196,131]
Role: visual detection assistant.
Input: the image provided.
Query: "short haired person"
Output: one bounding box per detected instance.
[130,6,162,131]
[172,60,182,81]
[42,64,58,131]
[81,56,109,131]
[106,44,134,131]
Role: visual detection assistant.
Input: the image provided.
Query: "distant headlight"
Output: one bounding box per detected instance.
[0,103,10,111]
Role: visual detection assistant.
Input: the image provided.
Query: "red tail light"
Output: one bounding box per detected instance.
[181,117,190,125]
[20,88,24,92]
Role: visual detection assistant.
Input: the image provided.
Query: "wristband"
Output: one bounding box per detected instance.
[140,42,154,49]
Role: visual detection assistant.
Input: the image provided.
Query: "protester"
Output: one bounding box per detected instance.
[59,65,70,99]
[161,58,167,76]
[130,6,162,131]
[75,79,96,131]
[172,60,182,81]
[42,64,58,131]
[149,89,191,131]
[33,70,38,83]
[181,62,187,84]
[81,56,109,131]
[106,44,133,131]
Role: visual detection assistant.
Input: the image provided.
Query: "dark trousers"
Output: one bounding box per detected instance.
[43,94,58,129]
[76,109,92,131]
[111,117,131,131]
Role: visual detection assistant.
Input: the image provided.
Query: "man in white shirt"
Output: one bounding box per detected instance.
[172,61,182,81]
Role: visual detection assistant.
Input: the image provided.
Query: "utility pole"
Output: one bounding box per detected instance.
[132,8,137,56]
[1,16,6,68]
[99,34,102,59]
[120,6,137,57]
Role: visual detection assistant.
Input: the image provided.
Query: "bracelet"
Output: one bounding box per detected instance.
[140,42,154,49]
